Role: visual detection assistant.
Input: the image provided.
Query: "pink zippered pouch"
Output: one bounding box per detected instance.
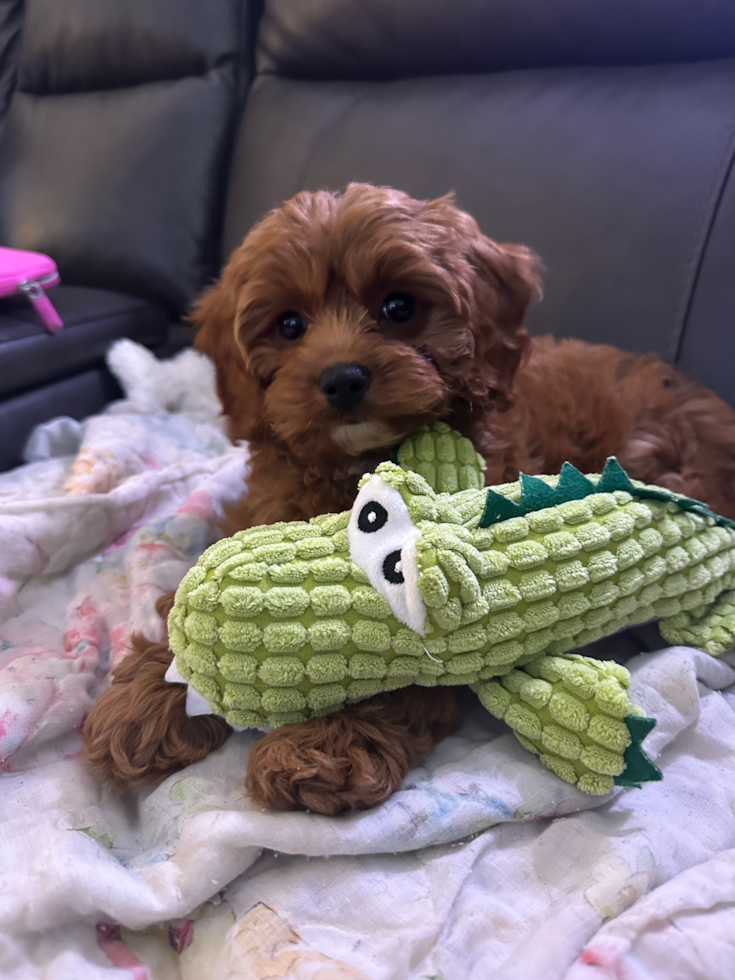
[0,246,63,332]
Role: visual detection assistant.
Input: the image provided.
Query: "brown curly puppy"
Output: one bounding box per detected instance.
[84,183,735,814]
[83,593,231,789]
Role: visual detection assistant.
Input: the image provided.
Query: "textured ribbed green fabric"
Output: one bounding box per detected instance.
[169,423,735,795]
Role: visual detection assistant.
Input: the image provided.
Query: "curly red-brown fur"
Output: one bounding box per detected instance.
[192,184,540,527]
[245,687,462,815]
[84,183,735,814]
[83,593,231,789]
[508,339,735,518]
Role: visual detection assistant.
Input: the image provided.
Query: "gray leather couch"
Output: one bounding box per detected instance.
[1,0,734,470]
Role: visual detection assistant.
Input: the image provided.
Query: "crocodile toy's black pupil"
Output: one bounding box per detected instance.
[383,550,404,584]
[358,501,388,532]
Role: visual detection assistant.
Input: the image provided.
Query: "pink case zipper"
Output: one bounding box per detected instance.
[18,278,63,333]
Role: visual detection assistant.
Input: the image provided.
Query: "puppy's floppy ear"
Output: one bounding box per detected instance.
[464,235,542,411]
[191,280,265,442]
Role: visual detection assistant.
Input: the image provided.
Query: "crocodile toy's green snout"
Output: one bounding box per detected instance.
[167,422,735,796]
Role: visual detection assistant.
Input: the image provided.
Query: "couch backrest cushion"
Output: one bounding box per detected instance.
[257,0,735,80]
[0,0,246,312]
[221,0,735,405]
[0,0,23,137]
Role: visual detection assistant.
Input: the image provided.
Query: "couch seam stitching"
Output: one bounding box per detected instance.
[669,123,735,364]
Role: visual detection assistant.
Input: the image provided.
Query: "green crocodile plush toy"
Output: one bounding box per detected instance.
[165,423,735,796]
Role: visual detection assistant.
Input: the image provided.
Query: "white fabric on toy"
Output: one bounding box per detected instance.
[164,657,262,733]
[348,474,426,635]
[164,659,212,717]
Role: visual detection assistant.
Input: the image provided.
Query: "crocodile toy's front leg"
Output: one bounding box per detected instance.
[473,653,661,795]
[660,590,735,655]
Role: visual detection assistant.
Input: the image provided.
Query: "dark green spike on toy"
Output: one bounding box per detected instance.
[556,462,596,500]
[479,489,526,527]
[673,495,735,531]
[677,497,710,514]
[519,473,559,511]
[597,457,637,494]
[597,456,684,506]
[595,457,735,530]
[478,454,735,532]
[614,716,662,788]
[637,487,682,504]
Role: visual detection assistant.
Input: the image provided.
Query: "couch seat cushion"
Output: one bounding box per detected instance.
[0,284,170,399]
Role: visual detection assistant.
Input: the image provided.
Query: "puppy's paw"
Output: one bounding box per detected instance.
[244,707,411,815]
[83,635,230,789]
[245,687,461,815]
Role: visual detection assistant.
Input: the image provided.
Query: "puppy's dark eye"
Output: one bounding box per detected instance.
[381,293,415,324]
[278,312,306,341]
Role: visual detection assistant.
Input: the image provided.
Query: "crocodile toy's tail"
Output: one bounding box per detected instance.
[659,590,735,655]
[473,653,662,795]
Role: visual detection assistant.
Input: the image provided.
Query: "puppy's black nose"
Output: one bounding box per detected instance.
[319,363,372,414]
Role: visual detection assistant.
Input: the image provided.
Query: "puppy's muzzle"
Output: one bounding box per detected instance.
[320,362,372,414]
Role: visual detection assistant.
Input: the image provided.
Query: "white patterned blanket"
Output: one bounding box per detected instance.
[0,343,733,979]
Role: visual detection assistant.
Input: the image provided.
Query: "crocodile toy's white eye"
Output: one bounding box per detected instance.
[348,475,426,635]
[357,500,389,533]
